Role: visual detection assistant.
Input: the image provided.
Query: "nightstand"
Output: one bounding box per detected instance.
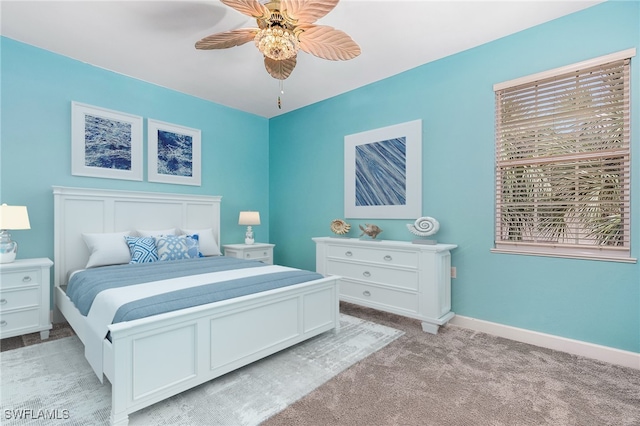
[0,258,53,340]
[223,243,275,265]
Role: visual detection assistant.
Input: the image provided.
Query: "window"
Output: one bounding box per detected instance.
[493,49,635,262]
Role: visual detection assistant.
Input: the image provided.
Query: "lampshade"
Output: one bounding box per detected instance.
[0,204,31,230]
[238,211,260,226]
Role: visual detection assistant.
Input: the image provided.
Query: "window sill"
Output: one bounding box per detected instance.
[491,248,637,263]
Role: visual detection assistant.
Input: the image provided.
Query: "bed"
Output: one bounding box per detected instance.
[52,186,340,426]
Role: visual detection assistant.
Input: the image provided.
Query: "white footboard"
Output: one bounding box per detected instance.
[105,277,340,426]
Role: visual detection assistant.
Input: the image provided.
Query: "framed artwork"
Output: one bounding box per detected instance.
[344,119,422,219]
[71,102,143,181]
[147,119,201,186]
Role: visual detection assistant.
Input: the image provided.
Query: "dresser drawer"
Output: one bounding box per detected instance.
[1,269,41,289]
[340,280,418,314]
[0,287,39,311]
[327,260,419,291]
[0,308,40,336]
[327,245,418,267]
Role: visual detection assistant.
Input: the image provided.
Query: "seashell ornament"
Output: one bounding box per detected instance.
[407,217,440,237]
[330,219,351,235]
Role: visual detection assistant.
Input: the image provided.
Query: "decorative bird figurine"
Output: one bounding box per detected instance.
[359,224,382,239]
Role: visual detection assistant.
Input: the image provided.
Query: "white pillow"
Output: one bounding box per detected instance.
[180,228,221,256]
[137,228,176,237]
[82,231,132,268]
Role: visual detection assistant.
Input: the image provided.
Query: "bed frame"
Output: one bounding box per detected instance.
[52,186,340,425]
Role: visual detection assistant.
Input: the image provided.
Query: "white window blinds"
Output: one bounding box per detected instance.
[493,50,634,262]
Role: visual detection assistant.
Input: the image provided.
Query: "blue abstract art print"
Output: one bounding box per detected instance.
[71,102,143,181]
[157,130,193,177]
[355,137,407,207]
[345,120,422,219]
[148,119,201,186]
[84,114,132,171]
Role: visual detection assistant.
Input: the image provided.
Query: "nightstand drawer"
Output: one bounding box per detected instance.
[1,269,41,289]
[0,287,40,311]
[340,280,419,314]
[242,249,271,261]
[224,244,274,265]
[0,308,40,336]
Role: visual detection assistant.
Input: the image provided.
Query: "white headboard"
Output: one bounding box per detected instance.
[53,186,222,287]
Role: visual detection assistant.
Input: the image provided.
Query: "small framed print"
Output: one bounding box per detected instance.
[344,120,422,219]
[147,119,201,186]
[71,102,143,181]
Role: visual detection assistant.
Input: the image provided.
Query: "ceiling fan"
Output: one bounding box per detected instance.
[195,0,361,81]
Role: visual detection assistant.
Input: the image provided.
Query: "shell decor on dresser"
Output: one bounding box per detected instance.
[407,217,439,245]
[359,223,383,239]
[330,219,351,236]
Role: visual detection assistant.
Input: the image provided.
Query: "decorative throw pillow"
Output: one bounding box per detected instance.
[180,228,222,256]
[82,231,132,268]
[184,234,203,258]
[125,236,159,264]
[137,228,176,237]
[155,235,192,261]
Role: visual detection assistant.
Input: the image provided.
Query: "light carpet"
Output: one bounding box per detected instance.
[1,314,403,425]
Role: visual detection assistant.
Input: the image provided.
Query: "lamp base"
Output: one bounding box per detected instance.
[244,226,255,245]
[0,230,18,263]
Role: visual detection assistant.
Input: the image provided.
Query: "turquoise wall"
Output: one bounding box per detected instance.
[1,37,270,260]
[269,1,640,353]
[1,2,638,354]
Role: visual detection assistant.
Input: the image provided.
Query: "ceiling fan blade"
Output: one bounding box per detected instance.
[297,24,361,61]
[281,0,339,24]
[195,28,258,50]
[221,0,269,18]
[264,56,297,80]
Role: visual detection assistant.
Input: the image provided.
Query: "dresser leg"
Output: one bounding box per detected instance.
[421,322,440,334]
[40,330,50,339]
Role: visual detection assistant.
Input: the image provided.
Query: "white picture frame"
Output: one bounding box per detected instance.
[344,119,422,219]
[147,119,201,186]
[71,102,143,181]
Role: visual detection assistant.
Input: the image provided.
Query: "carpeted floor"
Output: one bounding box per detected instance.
[264,303,640,426]
[3,303,639,425]
[1,313,402,425]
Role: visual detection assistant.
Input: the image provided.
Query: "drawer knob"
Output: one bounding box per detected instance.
[0,320,6,327]
[345,251,353,257]
[363,271,371,278]
[384,255,393,261]
[22,276,32,283]
[0,299,6,305]
[363,291,371,297]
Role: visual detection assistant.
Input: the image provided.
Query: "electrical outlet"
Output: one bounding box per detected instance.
[451,267,457,279]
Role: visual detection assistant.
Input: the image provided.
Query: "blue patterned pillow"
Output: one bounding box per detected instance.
[125,236,159,264]
[155,235,196,261]
[185,234,204,258]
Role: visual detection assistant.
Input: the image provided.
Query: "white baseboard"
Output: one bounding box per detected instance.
[448,315,640,370]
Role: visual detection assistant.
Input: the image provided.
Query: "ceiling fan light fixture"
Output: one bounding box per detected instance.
[255,26,299,61]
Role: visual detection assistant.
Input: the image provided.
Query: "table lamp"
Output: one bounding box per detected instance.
[0,204,31,263]
[238,211,260,245]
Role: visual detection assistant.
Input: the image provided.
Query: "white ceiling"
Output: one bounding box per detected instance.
[1,0,602,118]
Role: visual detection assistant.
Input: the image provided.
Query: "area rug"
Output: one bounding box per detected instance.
[1,314,403,425]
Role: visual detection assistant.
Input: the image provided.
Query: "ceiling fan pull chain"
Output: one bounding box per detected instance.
[277,80,284,109]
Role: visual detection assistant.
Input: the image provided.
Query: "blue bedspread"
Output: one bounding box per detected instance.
[67,257,324,324]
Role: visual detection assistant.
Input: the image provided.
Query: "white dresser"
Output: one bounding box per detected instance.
[0,258,53,340]
[313,237,456,333]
